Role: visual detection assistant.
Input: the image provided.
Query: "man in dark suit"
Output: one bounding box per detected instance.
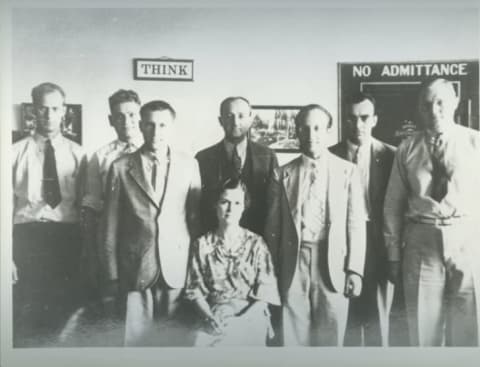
[329,92,395,346]
[265,104,366,346]
[99,100,201,346]
[195,96,278,236]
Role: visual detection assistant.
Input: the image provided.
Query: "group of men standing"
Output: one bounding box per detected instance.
[11,77,480,347]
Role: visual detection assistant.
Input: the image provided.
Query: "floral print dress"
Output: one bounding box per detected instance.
[185,228,280,346]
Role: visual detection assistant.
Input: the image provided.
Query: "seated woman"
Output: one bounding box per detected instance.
[184,179,280,346]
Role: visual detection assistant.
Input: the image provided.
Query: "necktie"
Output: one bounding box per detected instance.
[302,164,326,238]
[151,160,158,191]
[429,134,449,202]
[231,144,242,180]
[43,139,62,208]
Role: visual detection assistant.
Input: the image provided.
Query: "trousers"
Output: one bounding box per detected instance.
[13,222,83,347]
[283,240,349,346]
[402,221,479,346]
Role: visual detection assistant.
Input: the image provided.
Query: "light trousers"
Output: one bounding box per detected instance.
[283,241,349,346]
[402,221,479,346]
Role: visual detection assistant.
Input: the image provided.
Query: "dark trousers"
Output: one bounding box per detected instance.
[13,222,83,347]
[344,222,392,346]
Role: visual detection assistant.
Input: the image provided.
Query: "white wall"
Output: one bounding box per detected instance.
[12,7,479,163]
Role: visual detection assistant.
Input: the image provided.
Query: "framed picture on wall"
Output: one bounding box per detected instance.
[250,105,301,153]
[13,103,83,144]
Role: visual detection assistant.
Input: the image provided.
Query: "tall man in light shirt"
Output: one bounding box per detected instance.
[81,89,143,295]
[384,78,480,346]
[265,104,366,346]
[330,92,395,346]
[12,82,87,346]
[99,100,201,346]
[195,96,278,236]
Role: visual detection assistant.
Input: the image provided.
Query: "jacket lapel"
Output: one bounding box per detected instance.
[127,151,159,209]
[327,152,349,221]
[369,138,382,205]
[282,157,302,236]
[158,148,176,214]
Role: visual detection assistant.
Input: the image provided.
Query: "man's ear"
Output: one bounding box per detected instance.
[372,114,378,128]
[108,115,114,127]
[218,116,224,127]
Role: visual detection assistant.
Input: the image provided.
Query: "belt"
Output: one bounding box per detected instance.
[409,216,463,226]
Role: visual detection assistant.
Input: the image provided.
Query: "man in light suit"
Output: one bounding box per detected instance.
[195,96,278,236]
[330,92,395,346]
[265,104,366,346]
[99,100,201,346]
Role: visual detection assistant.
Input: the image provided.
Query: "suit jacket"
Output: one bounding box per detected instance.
[195,140,278,235]
[329,137,395,280]
[264,152,366,299]
[99,148,201,293]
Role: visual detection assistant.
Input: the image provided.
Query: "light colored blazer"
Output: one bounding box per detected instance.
[99,148,201,292]
[265,152,366,297]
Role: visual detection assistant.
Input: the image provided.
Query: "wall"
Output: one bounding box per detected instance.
[11,7,479,163]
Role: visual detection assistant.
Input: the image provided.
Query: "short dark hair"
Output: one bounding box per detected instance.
[294,104,333,129]
[345,92,377,113]
[140,100,176,120]
[108,89,141,112]
[31,82,65,106]
[219,96,251,117]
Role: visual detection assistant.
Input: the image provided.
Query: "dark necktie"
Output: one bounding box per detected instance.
[231,144,242,180]
[429,134,449,202]
[43,139,62,208]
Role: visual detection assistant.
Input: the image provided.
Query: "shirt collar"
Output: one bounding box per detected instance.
[33,132,64,149]
[223,138,248,158]
[346,138,371,155]
[140,145,170,163]
[115,138,141,151]
[301,153,326,170]
[424,122,456,142]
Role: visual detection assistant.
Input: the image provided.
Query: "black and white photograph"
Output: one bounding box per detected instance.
[1,1,480,367]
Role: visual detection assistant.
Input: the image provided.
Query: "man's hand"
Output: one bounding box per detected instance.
[387,261,401,284]
[344,272,362,298]
[12,261,18,284]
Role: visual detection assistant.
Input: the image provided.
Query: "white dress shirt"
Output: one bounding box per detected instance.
[346,139,371,220]
[300,154,328,243]
[141,147,170,203]
[12,133,86,224]
[82,139,140,211]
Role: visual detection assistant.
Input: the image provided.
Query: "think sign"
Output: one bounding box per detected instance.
[133,59,194,81]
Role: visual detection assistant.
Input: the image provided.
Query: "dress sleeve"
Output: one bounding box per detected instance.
[184,237,209,302]
[249,236,281,306]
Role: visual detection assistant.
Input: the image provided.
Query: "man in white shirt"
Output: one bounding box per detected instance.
[12,82,87,346]
[384,78,480,346]
[330,93,395,346]
[81,89,143,296]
